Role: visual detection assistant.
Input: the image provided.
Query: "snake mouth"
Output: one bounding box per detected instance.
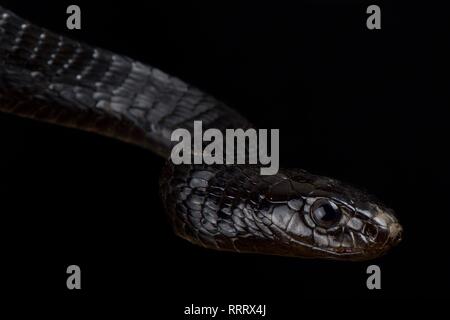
[314,248,368,261]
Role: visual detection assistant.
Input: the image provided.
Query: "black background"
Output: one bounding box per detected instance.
[1,0,449,314]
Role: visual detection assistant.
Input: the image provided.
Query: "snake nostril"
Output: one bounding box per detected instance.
[364,224,378,241]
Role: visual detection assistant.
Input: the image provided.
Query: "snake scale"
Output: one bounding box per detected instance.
[0,6,402,260]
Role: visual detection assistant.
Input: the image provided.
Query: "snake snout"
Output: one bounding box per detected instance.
[366,208,403,257]
[388,222,403,245]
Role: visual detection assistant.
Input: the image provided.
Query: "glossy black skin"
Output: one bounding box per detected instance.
[0,6,402,261]
[161,164,402,261]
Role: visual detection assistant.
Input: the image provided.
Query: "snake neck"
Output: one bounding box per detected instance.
[0,6,250,158]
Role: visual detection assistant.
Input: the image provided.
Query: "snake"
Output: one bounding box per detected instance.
[0,6,402,261]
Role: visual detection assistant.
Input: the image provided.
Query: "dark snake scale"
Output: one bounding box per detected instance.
[0,6,402,261]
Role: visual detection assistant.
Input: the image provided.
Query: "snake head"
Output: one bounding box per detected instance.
[165,165,402,261]
[261,169,403,261]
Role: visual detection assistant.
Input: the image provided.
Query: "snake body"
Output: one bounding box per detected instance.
[0,6,402,260]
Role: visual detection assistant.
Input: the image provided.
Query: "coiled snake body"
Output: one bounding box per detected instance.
[0,6,402,261]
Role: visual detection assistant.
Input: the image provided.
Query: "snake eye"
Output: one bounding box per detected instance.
[310,199,342,228]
